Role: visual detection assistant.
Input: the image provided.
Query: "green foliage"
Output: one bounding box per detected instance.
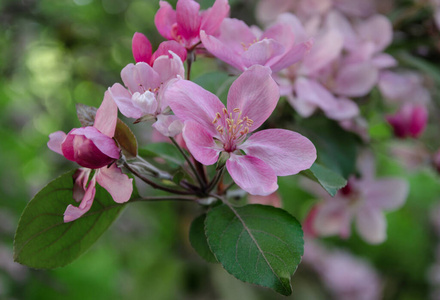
[14,170,134,269]
[300,162,347,196]
[139,142,185,168]
[193,71,237,104]
[205,204,304,295]
[189,213,217,263]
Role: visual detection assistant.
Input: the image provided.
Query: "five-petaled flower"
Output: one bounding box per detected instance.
[164,65,317,195]
[47,92,133,222]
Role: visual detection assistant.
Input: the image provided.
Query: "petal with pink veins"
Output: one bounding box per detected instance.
[151,40,187,63]
[48,131,67,155]
[200,0,230,35]
[152,50,185,85]
[176,0,201,41]
[226,154,278,196]
[269,40,312,72]
[261,23,295,49]
[64,172,97,223]
[182,120,221,165]
[226,65,279,131]
[108,83,144,119]
[96,164,133,204]
[152,114,183,137]
[241,39,285,68]
[121,63,161,94]
[155,1,177,40]
[240,129,316,176]
[132,32,152,64]
[164,78,225,136]
[355,207,386,244]
[94,91,118,138]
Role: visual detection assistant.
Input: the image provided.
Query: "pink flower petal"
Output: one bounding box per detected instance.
[333,61,379,97]
[108,83,143,119]
[152,50,185,85]
[241,39,285,68]
[96,164,133,204]
[200,0,230,35]
[356,15,392,53]
[261,22,295,49]
[48,131,67,155]
[182,120,220,165]
[240,129,316,176]
[164,78,225,137]
[151,40,187,63]
[72,168,91,203]
[94,91,118,138]
[226,154,278,196]
[132,32,152,64]
[121,63,161,94]
[64,172,96,223]
[313,200,352,238]
[155,1,177,40]
[176,0,201,41]
[269,40,312,72]
[152,114,183,137]
[226,65,279,131]
[355,207,386,244]
[363,179,408,210]
[248,192,281,208]
[371,53,397,69]
[324,97,360,121]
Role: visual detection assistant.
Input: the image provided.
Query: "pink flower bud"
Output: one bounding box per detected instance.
[386,103,428,139]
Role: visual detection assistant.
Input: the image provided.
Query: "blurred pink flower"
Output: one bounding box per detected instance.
[132,32,187,64]
[386,103,428,139]
[155,0,230,49]
[303,151,408,244]
[164,65,316,195]
[109,52,184,137]
[248,192,281,207]
[200,17,313,72]
[47,92,133,222]
[379,71,431,105]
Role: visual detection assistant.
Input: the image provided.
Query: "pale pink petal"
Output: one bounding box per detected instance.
[200,31,246,71]
[72,168,91,203]
[313,201,352,238]
[326,11,358,50]
[226,154,278,196]
[94,91,118,138]
[68,127,120,160]
[371,53,397,69]
[248,192,281,208]
[164,78,225,136]
[334,0,376,17]
[64,172,96,223]
[155,1,177,40]
[286,94,317,117]
[48,131,67,155]
[121,63,161,94]
[333,62,379,97]
[300,29,343,75]
[356,150,376,180]
[176,0,201,41]
[216,18,256,54]
[256,0,293,25]
[294,77,336,112]
[96,164,133,204]
[108,83,143,119]
[355,207,386,244]
[151,40,187,63]
[241,39,285,68]
[240,129,316,176]
[357,15,392,53]
[261,23,295,49]
[363,179,409,210]
[152,50,185,85]
[324,97,360,121]
[152,114,183,137]
[182,120,220,165]
[276,13,308,43]
[226,65,279,131]
[269,40,312,72]
[200,0,230,35]
[132,32,152,64]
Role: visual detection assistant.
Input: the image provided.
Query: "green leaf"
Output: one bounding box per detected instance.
[300,163,347,197]
[205,204,304,296]
[192,71,236,104]
[189,214,218,263]
[14,170,128,269]
[139,142,185,168]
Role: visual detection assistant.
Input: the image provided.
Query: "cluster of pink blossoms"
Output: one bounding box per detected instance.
[48,0,319,222]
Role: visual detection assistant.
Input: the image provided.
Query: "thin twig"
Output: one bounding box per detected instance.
[129,196,197,202]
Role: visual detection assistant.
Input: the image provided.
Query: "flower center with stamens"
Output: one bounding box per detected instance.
[241,38,261,51]
[212,107,253,152]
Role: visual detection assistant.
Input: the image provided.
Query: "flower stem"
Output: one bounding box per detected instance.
[129,195,197,202]
[206,167,225,193]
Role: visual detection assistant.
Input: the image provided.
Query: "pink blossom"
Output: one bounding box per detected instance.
[164,65,316,196]
[132,32,187,65]
[154,0,230,49]
[108,51,184,137]
[47,92,133,222]
[200,17,313,72]
[386,103,428,139]
[303,151,408,244]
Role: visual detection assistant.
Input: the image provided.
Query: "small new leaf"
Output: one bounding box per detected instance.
[205,204,304,296]
[301,162,347,197]
[13,170,128,269]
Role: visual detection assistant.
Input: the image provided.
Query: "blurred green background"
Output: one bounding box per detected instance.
[2,0,440,299]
